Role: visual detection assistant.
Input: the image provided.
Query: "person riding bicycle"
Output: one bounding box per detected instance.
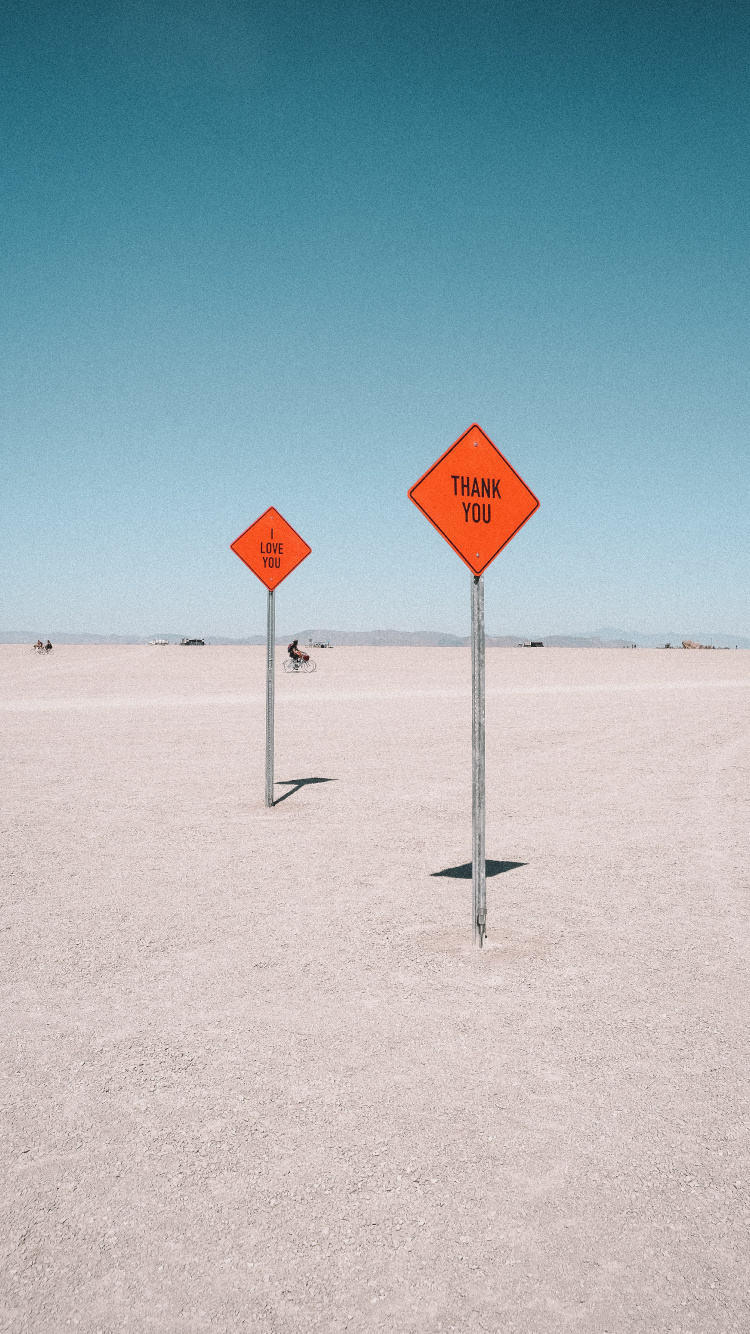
[287,639,309,662]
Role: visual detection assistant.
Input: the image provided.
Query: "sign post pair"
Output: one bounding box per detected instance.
[231,509,311,807]
[230,423,538,947]
[409,424,539,947]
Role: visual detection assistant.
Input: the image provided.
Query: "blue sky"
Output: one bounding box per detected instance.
[1,0,748,637]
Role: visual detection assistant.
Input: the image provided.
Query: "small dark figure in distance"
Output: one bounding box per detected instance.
[45,640,52,652]
[287,639,309,662]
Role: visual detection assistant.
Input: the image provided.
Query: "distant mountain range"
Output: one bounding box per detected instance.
[2,627,748,648]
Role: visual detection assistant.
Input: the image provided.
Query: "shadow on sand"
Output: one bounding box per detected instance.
[431,860,527,879]
[273,777,336,806]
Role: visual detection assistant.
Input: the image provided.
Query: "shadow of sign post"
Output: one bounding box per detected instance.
[432,860,527,879]
[274,777,336,807]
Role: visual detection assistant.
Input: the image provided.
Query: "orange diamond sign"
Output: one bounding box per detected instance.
[231,507,311,591]
[409,424,539,575]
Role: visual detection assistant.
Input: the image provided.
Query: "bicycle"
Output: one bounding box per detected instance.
[283,655,316,674]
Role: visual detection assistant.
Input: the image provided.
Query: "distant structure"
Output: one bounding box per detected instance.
[518,641,544,647]
[149,639,169,646]
[308,639,331,648]
[682,640,715,649]
[180,638,205,646]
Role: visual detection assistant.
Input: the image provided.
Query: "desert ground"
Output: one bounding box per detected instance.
[2,643,749,1334]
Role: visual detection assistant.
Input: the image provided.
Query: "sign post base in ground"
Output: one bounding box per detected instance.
[266,588,275,808]
[471,574,486,946]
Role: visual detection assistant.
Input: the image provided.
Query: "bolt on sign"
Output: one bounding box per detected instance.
[408,423,539,575]
[231,507,312,591]
[409,425,539,948]
[231,507,312,808]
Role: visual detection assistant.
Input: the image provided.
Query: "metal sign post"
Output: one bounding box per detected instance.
[409,424,539,946]
[231,507,312,808]
[471,574,486,946]
[265,588,275,808]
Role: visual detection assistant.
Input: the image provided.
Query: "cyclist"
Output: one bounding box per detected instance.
[287,639,309,663]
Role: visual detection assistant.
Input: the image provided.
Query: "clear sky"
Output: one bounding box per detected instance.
[2,0,748,637]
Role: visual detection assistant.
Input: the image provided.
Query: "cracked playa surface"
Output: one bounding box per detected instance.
[2,644,750,1334]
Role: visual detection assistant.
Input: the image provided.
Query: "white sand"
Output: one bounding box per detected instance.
[2,644,749,1332]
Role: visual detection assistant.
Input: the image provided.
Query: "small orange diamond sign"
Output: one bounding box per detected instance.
[409,424,539,575]
[231,507,311,591]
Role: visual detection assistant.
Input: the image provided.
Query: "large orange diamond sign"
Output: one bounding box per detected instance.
[231,507,311,591]
[408,424,539,575]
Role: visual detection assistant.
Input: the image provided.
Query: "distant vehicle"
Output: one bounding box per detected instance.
[149,639,169,646]
[308,639,331,648]
[519,641,544,647]
[180,638,205,646]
